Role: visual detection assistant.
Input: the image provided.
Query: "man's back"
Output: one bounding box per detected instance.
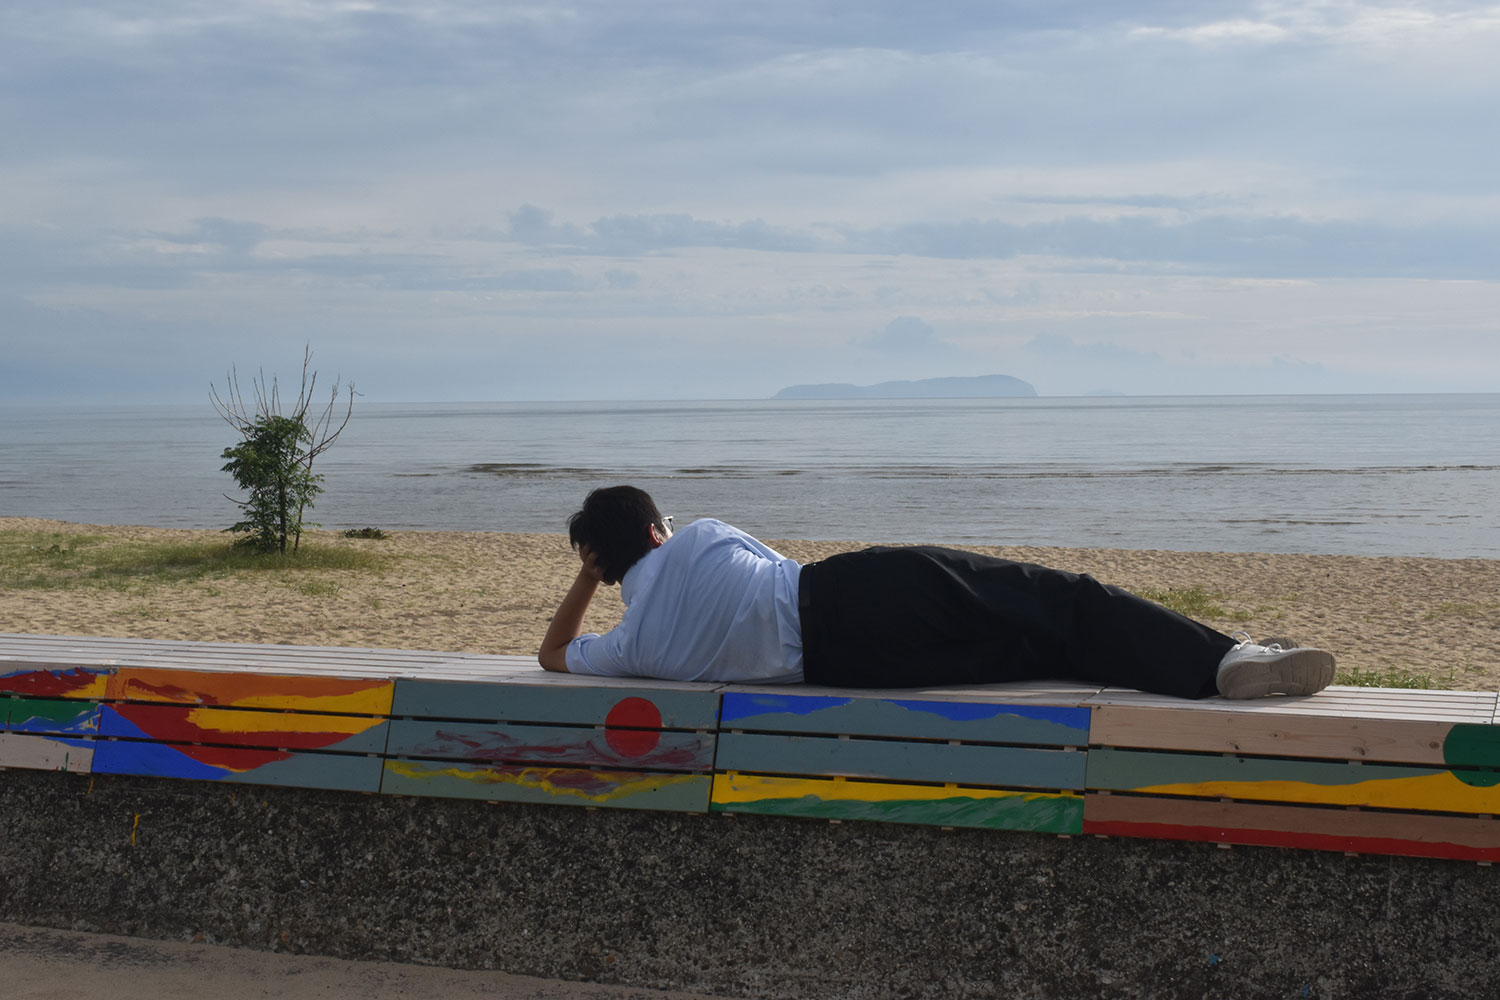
[565,519,804,683]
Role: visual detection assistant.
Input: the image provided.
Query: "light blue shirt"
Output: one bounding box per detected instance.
[565,518,804,683]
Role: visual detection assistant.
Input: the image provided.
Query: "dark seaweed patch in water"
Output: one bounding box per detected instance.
[465,463,597,478]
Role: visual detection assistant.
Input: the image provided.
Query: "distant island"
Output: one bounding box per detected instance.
[773,374,1037,400]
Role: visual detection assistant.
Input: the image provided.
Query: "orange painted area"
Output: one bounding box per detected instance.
[107,668,393,714]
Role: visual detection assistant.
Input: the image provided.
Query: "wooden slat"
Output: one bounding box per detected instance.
[1085,687,1497,721]
[1087,747,1500,815]
[380,759,711,812]
[386,719,715,770]
[0,733,94,772]
[392,678,720,729]
[712,772,1083,833]
[1089,704,1466,765]
[716,732,1085,790]
[6,698,101,737]
[1084,793,1500,862]
[106,667,395,715]
[0,634,540,680]
[98,704,390,754]
[91,740,382,791]
[719,691,1090,745]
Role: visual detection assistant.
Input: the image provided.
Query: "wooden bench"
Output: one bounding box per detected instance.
[4,632,1497,863]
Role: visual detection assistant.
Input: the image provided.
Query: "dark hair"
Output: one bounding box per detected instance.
[567,485,668,584]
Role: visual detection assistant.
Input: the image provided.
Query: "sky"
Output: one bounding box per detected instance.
[3,0,1499,402]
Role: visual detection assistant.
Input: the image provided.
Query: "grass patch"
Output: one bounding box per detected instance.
[0,529,388,592]
[1424,601,1498,621]
[1338,665,1453,690]
[1135,585,1228,620]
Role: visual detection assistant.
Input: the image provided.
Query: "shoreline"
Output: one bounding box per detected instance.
[3,517,1498,689]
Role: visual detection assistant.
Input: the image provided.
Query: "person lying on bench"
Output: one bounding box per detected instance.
[538,486,1335,699]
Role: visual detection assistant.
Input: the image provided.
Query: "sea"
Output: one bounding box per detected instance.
[1,394,1497,559]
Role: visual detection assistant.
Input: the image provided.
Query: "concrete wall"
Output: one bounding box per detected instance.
[2,769,1495,999]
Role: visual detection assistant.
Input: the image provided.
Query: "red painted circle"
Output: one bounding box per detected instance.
[604,697,662,757]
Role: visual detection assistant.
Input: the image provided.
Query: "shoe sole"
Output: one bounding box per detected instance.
[1218,648,1336,699]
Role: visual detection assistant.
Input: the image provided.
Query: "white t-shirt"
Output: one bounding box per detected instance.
[565,518,804,683]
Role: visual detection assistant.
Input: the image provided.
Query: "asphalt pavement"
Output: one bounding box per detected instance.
[0,922,733,1000]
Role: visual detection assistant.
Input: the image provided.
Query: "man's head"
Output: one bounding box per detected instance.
[567,485,671,584]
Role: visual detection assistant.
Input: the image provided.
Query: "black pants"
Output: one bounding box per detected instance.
[798,546,1234,699]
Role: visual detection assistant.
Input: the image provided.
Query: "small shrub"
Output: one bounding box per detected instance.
[342,527,388,539]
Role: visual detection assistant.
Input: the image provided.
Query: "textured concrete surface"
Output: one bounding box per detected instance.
[3,768,1498,999]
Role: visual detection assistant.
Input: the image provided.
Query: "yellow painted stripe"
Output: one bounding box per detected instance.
[711,772,1078,806]
[206,689,394,715]
[1135,771,1500,813]
[384,760,700,804]
[183,707,381,736]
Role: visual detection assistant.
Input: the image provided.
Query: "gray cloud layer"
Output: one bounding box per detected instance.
[3,0,1499,400]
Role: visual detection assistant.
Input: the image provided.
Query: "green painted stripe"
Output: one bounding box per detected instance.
[713,791,1083,833]
[5,698,99,735]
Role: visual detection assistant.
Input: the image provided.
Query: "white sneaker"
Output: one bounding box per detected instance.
[1216,631,1335,699]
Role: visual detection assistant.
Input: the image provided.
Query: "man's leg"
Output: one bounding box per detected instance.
[799,546,1233,698]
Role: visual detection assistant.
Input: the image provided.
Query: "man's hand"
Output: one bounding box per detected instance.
[537,546,605,672]
[578,543,604,584]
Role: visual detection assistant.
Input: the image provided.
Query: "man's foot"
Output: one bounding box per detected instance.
[1216,632,1335,699]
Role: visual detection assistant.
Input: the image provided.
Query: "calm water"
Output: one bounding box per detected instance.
[1,395,1497,558]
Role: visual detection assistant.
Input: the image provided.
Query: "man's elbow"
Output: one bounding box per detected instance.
[538,646,570,673]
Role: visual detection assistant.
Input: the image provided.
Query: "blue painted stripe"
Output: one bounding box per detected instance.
[887,700,1089,731]
[720,692,852,722]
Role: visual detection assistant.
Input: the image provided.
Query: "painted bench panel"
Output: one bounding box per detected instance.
[91,739,382,791]
[0,732,94,772]
[392,679,719,729]
[98,704,390,754]
[716,733,1086,790]
[386,719,714,771]
[1083,792,1500,862]
[0,664,110,699]
[711,772,1083,833]
[381,759,711,812]
[1087,748,1500,815]
[719,691,1090,745]
[106,668,395,715]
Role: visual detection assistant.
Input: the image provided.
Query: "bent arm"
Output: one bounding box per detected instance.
[538,547,604,672]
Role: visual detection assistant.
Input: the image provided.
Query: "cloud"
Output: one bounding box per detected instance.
[855,316,957,355]
[488,206,1500,279]
[1025,333,1162,365]
[4,0,1500,401]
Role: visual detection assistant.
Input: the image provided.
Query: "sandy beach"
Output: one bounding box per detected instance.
[3,517,1497,690]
